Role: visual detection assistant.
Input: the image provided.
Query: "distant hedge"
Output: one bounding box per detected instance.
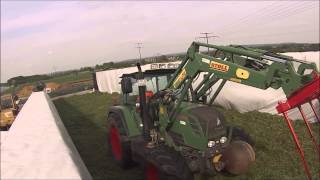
[7,75,52,86]
[5,43,319,86]
[247,43,320,53]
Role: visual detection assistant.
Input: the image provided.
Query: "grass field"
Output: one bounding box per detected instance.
[53,93,319,180]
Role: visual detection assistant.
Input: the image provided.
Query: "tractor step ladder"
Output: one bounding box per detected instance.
[276,71,320,180]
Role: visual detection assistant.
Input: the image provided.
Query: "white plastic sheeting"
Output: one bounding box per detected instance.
[96,62,180,93]
[96,52,320,121]
[0,92,92,179]
[96,65,147,93]
[211,51,319,122]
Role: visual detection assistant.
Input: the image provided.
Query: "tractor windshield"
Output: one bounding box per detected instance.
[131,75,171,95]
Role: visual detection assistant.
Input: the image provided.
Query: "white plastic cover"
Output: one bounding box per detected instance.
[96,52,320,121]
[0,92,92,179]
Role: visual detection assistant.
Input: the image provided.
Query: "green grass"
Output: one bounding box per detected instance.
[53,93,319,180]
[53,93,143,180]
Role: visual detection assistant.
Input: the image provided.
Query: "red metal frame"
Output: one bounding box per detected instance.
[276,72,320,180]
[276,72,320,113]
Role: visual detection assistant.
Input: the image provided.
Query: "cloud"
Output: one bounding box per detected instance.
[1,1,76,33]
[1,1,319,82]
[2,9,64,33]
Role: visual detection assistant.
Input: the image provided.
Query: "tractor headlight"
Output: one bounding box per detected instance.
[220,136,227,144]
[208,141,215,148]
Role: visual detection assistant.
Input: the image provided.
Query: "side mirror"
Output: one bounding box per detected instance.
[121,77,133,94]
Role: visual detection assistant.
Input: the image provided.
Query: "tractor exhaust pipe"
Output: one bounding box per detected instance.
[136,63,153,141]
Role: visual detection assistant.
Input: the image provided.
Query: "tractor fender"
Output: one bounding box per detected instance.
[107,106,141,137]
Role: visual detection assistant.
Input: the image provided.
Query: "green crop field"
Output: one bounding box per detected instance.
[53,93,319,180]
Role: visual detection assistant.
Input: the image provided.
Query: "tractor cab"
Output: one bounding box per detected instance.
[120,68,176,104]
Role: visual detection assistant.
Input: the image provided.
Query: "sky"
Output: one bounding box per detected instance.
[1,1,319,82]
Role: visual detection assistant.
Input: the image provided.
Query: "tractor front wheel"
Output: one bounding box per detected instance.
[107,113,133,168]
[144,162,189,180]
[144,145,194,180]
[145,163,160,180]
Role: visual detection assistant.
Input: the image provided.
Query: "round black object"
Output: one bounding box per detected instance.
[221,140,255,175]
[229,126,255,147]
[107,113,133,168]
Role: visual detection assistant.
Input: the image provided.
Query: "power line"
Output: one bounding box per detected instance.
[218,1,314,36]
[217,2,292,34]
[214,4,314,45]
[198,32,219,53]
[225,24,315,40]
[224,29,315,40]
[214,1,282,35]
[261,2,315,21]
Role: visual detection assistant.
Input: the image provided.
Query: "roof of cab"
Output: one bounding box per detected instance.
[121,69,176,79]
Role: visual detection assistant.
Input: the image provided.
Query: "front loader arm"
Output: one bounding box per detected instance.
[163,42,319,127]
[167,42,318,99]
[162,42,319,179]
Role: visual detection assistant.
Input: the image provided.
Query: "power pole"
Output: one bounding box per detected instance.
[198,32,218,53]
[52,66,57,75]
[135,43,143,64]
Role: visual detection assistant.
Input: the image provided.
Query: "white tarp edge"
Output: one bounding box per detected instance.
[96,52,320,121]
[0,92,92,179]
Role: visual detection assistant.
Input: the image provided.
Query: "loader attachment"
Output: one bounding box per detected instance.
[276,71,320,180]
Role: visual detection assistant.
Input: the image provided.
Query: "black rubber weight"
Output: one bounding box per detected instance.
[230,126,255,147]
[107,113,134,168]
[147,145,194,180]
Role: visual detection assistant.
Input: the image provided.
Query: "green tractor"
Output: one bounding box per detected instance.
[106,42,319,180]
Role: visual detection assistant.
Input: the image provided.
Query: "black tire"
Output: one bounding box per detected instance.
[144,145,194,180]
[145,163,177,180]
[107,113,133,168]
[229,126,255,147]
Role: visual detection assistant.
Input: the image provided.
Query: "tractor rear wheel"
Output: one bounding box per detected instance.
[107,113,133,168]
